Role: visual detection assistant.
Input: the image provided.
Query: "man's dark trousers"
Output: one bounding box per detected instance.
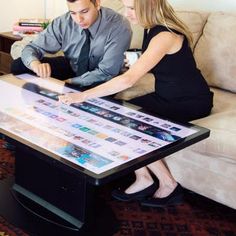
[11,57,76,80]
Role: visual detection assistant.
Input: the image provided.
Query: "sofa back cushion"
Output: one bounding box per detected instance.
[101,1,207,49]
[176,11,208,49]
[194,12,236,93]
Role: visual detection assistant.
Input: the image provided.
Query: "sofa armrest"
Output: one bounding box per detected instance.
[10,35,64,60]
[10,35,37,59]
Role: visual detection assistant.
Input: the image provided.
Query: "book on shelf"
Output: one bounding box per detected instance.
[12,19,50,36]
[12,24,43,36]
[19,18,50,25]
[19,22,44,27]
[13,24,43,32]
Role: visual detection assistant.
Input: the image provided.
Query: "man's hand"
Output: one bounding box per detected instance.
[30,60,51,78]
[64,78,72,84]
[58,92,86,105]
[123,57,131,68]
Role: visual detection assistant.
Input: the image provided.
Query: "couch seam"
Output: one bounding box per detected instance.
[193,14,210,52]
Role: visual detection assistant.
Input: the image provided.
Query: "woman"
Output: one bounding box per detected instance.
[59,0,213,207]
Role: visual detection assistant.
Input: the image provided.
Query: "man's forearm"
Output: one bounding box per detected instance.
[70,70,112,87]
[21,45,42,69]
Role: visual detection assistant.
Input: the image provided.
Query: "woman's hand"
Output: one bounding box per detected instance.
[58,92,85,105]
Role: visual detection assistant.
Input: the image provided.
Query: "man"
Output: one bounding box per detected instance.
[11,0,132,88]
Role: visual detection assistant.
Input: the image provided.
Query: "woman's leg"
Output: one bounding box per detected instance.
[147,160,177,198]
[130,92,214,122]
[125,167,154,194]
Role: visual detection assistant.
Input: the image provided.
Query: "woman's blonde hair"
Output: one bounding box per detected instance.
[134,0,193,45]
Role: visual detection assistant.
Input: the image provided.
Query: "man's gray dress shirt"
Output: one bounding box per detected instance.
[21,7,132,86]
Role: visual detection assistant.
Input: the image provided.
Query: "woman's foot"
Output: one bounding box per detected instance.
[153,181,178,198]
[112,169,157,201]
[125,177,154,194]
[112,167,157,202]
[112,182,158,202]
[140,183,184,207]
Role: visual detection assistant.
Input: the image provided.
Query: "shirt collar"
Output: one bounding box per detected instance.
[88,9,102,38]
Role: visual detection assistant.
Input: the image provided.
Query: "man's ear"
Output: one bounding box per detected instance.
[95,0,101,10]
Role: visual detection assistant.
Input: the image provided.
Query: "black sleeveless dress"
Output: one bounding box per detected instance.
[129,25,213,122]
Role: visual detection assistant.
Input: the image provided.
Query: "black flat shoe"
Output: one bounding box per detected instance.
[112,182,157,202]
[140,183,184,207]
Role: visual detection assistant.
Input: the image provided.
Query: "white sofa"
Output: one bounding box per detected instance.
[11,1,236,209]
[102,1,236,209]
[165,11,236,209]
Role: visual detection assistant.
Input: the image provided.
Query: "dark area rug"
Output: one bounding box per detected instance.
[0,138,236,236]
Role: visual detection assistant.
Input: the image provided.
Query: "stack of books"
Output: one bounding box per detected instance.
[13,18,50,36]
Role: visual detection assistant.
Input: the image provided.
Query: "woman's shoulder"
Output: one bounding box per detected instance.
[150,25,181,36]
[150,25,169,33]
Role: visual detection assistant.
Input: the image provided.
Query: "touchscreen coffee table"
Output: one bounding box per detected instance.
[0,74,210,232]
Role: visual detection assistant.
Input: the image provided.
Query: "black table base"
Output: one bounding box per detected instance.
[0,146,119,236]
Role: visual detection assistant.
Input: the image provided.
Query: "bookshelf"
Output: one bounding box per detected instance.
[0,32,22,75]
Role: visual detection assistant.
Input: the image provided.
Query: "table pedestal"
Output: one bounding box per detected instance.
[14,147,93,229]
[0,146,119,235]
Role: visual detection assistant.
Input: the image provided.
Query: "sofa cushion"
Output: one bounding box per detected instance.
[191,87,236,162]
[194,12,236,93]
[207,87,236,114]
[165,149,236,209]
[101,0,123,13]
[176,11,208,49]
[165,86,236,209]
[193,111,236,162]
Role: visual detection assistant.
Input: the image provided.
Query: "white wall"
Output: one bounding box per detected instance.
[49,0,236,17]
[0,0,45,32]
[1,0,236,32]
[169,0,236,12]
[45,0,67,20]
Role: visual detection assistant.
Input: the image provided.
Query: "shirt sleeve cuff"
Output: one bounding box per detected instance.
[23,56,39,69]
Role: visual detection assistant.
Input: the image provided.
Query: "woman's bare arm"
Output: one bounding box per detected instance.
[58,32,180,104]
